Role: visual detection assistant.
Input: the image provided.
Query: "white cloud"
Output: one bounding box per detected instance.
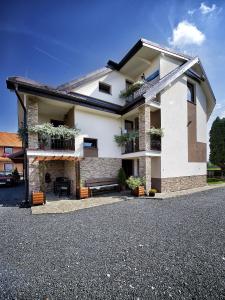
[200,2,216,14]
[169,21,205,48]
[188,9,196,15]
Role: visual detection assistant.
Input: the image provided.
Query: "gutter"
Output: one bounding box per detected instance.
[14,85,29,207]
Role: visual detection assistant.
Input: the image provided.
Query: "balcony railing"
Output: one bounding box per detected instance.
[125,79,160,104]
[150,137,161,151]
[124,139,139,154]
[38,136,75,151]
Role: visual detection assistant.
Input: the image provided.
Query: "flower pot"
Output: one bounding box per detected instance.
[79,187,89,199]
[149,192,155,197]
[32,191,45,206]
[133,186,145,197]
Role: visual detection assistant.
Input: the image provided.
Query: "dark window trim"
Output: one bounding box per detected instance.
[99,82,112,95]
[187,81,195,104]
[4,163,13,171]
[83,137,98,149]
[4,147,13,154]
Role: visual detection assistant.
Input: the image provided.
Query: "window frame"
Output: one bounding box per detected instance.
[83,138,98,149]
[4,163,13,172]
[98,82,112,95]
[4,147,13,154]
[187,82,195,104]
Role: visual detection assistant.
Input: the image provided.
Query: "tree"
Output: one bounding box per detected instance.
[209,117,225,171]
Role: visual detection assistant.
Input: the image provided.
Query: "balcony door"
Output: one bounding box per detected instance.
[122,159,133,178]
[51,119,65,150]
[125,120,133,153]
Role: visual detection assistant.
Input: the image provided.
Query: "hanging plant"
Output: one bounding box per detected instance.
[120,81,144,98]
[29,122,80,140]
[114,131,139,147]
[148,127,164,137]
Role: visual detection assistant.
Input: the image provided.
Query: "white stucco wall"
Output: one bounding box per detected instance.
[72,70,131,106]
[196,81,207,143]
[160,75,207,178]
[160,54,182,78]
[75,108,121,158]
[136,55,160,81]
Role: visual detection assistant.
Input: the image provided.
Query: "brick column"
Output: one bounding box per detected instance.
[28,157,40,195]
[27,98,40,198]
[139,156,151,192]
[27,98,39,149]
[139,105,151,151]
[138,105,151,192]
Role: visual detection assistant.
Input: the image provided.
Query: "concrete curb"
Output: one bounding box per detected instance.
[122,184,225,201]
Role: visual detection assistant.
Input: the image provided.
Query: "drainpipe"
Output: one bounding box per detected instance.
[14,85,30,207]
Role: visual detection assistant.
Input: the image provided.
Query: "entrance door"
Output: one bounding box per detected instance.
[122,160,133,178]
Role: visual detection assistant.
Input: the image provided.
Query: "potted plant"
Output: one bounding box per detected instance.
[148,188,157,197]
[126,176,145,196]
[120,81,144,98]
[79,180,89,199]
[117,168,127,191]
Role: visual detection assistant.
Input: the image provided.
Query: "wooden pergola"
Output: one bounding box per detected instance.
[32,156,83,163]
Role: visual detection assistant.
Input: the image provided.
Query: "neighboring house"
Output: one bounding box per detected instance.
[6,38,216,199]
[0,132,23,175]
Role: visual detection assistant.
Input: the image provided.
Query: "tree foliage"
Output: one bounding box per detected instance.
[209,117,225,170]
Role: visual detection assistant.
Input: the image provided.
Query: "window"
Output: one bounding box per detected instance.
[99,82,111,94]
[4,147,13,154]
[4,163,13,172]
[187,82,195,103]
[125,80,133,91]
[84,138,97,149]
[83,138,98,157]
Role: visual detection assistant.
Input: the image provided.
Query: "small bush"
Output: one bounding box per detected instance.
[148,188,157,196]
[117,168,127,187]
[126,176,145,190]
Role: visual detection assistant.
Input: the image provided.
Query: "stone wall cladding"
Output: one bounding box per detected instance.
[64,161,76,195]
[41,161,65,192]
[139,156,151,191]
[28,157,40,195]
[27,98,39,149]
[161,175,207,192]
[80,158,122,181]
[139,105,151,151]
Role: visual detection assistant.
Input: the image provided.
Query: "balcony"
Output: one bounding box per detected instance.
[124,139,139,154]
[125,80,160,104]
[150,137,161,151]
[38,136,75,151]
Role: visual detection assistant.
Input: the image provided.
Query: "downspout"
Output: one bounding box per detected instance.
[15,85,29,206]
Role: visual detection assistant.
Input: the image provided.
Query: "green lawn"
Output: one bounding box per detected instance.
[207,168,221,171]
[207,178,225,185]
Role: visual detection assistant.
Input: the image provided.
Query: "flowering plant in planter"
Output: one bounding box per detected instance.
[120,81,144,98]
[114,130,139,147]
[148,127,164,137]
[126,176,146,196]
[29,122,80,140]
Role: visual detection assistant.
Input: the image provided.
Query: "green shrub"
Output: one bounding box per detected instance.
[117,168,127,186]
[148,188,157,196]
[126,176,145,190]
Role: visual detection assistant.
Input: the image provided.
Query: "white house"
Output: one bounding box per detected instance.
[7,38,216,199]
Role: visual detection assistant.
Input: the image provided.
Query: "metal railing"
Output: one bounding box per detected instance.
[38,136,75,151]
[150,138,161,151]
[125,78,160,103]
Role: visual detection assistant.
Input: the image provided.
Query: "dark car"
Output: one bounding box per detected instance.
[0,172,16,187]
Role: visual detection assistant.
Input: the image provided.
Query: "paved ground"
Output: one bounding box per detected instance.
[1,187,225,299]
[0,183,25,207]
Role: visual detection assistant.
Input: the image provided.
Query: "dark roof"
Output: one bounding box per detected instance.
[107,38,192,71]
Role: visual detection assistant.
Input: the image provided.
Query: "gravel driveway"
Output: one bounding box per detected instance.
[1,187,225,299]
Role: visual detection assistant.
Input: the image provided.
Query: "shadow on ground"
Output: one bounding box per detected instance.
[0,182,25,207]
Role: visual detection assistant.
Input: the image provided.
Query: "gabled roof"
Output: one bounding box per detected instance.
[0,132,22,147]
[57,67,112,92]
[107,38,192,71]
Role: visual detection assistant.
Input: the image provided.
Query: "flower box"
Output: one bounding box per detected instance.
[133,186,145,197]
[79,187,89,199]
[32,191,45,205]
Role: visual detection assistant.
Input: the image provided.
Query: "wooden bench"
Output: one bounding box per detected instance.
[85,178,119,196]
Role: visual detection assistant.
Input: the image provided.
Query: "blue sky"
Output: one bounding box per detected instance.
[0,0,225,137]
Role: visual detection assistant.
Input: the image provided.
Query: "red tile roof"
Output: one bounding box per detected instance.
[0,132,22,147]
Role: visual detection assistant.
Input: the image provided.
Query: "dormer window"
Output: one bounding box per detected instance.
[187,82,195,103]
[99,82,111,94]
